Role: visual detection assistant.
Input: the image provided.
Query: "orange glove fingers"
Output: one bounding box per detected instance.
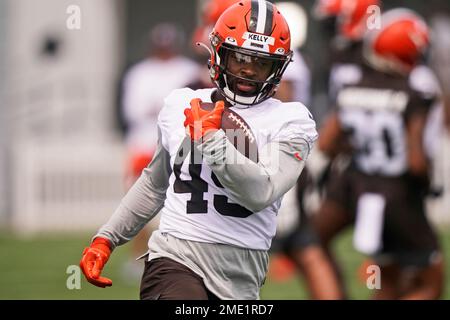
[190,98,202,109]
[184,98,225,141]
[183,108,194,128]
[80,252,99,278]
[80,253,113,287]
[213,100,225,114]
[202,101,224,130]
[80,251,95,276]
[91,254,105,279]
[86,276,113,288]
[190,98,203,120]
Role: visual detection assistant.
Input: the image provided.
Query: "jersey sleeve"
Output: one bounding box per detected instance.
[270,104,318,155]
[409,65,441,101]
[405,89,435,122]
[406,66,441,119]
[94,128,172,249]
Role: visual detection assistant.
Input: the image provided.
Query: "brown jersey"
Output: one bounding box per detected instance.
[326,65,439,263]
[335,64,432,177]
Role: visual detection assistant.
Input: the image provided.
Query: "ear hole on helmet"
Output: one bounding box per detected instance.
[226,24,236,30]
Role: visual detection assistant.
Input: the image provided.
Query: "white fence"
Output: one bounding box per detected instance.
[11,139,126,234]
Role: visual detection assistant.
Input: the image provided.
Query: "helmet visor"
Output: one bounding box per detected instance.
[220,44,289,97]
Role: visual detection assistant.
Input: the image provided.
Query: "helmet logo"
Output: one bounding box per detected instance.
[225,37,237,44]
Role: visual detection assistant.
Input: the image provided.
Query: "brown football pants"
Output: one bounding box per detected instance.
[140,257,220,300]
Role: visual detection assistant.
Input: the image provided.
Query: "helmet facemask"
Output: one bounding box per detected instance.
[210,36,292,106]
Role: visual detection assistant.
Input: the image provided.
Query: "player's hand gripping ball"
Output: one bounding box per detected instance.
[184,98,225,142]
[184,98,259,162]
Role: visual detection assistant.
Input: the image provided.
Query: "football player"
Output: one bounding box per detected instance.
[190,0,339,300]
[79,0,317,300]
[313,0,446,298]
[313,9,444,299]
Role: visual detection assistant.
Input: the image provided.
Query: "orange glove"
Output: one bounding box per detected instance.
[79,237,113,288]
[184,98,225,142]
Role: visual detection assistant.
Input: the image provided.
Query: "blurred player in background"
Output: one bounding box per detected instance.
[80,0,318,300]
[313,9,444,299]
[313,0,447,297]
[291,0,383,296]
[118,22,200,281]
[315,0,446,175]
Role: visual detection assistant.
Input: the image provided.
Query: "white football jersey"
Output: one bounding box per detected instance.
[157,87,315,250]
[409,65,444,159]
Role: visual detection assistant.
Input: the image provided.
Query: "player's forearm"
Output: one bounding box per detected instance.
[317,112,343,158]
[94,177,166,250]
[95,141,171,249]
[407,113,429,177]
[199,130,310,212]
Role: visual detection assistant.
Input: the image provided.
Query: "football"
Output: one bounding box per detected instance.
[200,102,258,162]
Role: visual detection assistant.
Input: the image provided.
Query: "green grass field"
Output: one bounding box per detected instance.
[1,229,449,300]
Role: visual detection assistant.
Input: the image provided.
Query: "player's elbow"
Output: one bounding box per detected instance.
[245,200,269,213]
[243,187,275,212]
